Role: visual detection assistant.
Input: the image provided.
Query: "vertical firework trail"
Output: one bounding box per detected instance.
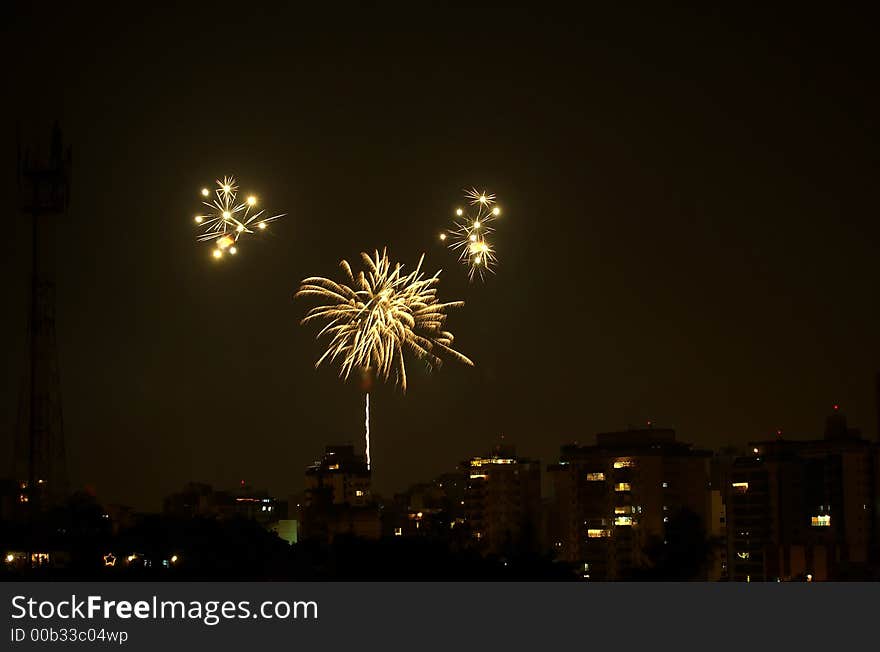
[365,393,371,470]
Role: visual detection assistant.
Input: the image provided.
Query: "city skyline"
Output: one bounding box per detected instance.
[86,400,880,515]
[8,407,874,581]
[3,4,879,514]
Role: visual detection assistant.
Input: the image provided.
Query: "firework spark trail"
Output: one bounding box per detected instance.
[365,393,371,470]
[296,248,473,391]
[192,175,285,259]
[440,187,502,281]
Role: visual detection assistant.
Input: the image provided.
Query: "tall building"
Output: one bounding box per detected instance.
[707,487,728,580]
[12,124,72,508]
[299,445,380,542]
[726,407,879,581]
[707,446,739,580]
[463,445,542,556]
[304,445,372,507]
[548,427,712,580]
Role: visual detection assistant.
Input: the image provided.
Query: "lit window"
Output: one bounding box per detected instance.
[732,482,749,494]
[394,527,402,536]
[327,464,340,470]
[614,506,631,514]
[663,516,669,523]
[614,482,631,492]
[587,528,611,538]
[586,472,605,481]
[614,516,633,526]
[737,551,750,559]
[613,459,634,469]
[811,515,831,527]
[470,457,514,467]
[469,473,488,480]
[355,490,364,497]
[661,481,668,488]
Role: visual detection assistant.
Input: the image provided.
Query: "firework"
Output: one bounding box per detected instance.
[193,175,285,259]
[295,248,473,391]
[297,249,473,469]
[440,187,502,281]
[364,393,371,470]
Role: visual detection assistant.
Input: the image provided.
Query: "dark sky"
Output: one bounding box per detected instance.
[3,4,878,511]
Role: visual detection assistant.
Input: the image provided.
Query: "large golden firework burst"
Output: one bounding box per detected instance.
[295,248,473,391]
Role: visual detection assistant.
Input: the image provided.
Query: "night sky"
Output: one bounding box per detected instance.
[3,4,878,510]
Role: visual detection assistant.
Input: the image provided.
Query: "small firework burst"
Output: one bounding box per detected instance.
[440,187,502,281]
[193,176,285,259]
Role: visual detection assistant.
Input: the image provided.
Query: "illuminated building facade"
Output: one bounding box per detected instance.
[299,445,380,542]
[548,427,711,580]
[304,445,372,507]
[463,446,542,556]
[726,408,879,581]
